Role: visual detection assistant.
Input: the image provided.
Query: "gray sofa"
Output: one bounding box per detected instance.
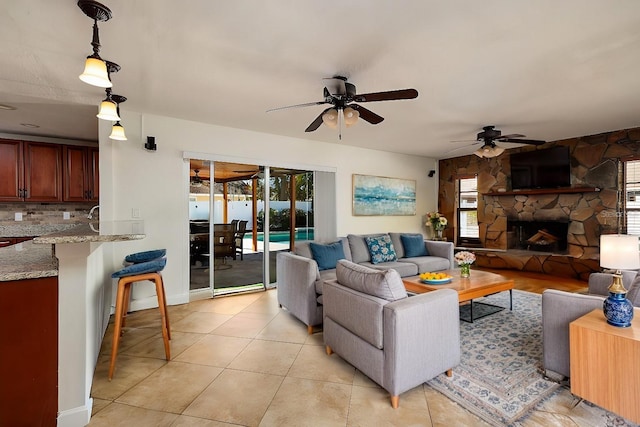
[276,233,454,333]
[323,260,461,408]
[542,270,640,381]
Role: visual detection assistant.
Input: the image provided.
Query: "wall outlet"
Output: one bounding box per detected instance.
[14,212,22,221]
[132,208,140,218]
[63,212,71,220]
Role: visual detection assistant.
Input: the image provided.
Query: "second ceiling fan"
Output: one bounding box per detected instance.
[267,76,418,139]
[471,126,545,158]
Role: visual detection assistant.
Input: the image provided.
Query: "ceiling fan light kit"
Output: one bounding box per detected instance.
[268,75,418,139]
[460,125,546,158]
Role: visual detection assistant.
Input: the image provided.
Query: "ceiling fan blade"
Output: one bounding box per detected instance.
[499,138,546,145]
[267,101,328,113]
[353,88,418,103]
[350,104,384,124]
[499,133,526,139]
[305,108,332,132]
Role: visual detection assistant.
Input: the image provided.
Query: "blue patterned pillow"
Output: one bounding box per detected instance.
[365,235,397,264]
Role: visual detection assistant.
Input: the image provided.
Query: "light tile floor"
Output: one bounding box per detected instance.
[90,288,611,426]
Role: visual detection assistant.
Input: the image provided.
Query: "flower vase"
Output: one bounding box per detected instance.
[435,229,443,240]
[460,264,470,278]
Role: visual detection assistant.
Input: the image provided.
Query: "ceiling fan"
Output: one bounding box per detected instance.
[465,126,546,158]
[267,76,418,139]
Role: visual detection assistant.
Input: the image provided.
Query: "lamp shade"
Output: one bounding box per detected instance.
[474,145,504,158]
[97,99,120,121]
[109,122,127,140]
[322,108,338,129]
[79,56,113,88]
[344,106,359,127]
[600,234,640,270]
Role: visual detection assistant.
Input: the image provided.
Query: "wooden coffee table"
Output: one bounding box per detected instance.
[402,269,514,322]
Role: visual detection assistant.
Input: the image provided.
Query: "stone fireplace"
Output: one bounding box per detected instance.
[507,219,569,253]
[436,126,640,279]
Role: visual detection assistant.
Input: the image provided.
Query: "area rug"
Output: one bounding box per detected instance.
[459,301,505,323]
[428,290,638,426]
[428,290,558,426]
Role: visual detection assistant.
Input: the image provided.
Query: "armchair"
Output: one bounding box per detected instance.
[323,260,461,408]
[542,270,640,380]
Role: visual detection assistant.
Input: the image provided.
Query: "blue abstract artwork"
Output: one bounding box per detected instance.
[352,174,416,216]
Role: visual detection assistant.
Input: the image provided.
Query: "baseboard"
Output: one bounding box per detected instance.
[57,398,92,427]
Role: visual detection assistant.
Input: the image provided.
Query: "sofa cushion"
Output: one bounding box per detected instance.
[359,260,418,277]
[365,234,397,264]
[348,234,383,264]
[310,241,346,271]
[316,269,338,295]
[336,259,407,301]
[293,241,313,259]
[399,256,451,273]
[400,234,428,257]
[388,233,405,259]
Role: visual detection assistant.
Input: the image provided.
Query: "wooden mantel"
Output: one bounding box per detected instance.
[484,186,600,196]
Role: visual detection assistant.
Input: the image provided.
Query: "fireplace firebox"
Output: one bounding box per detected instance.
[507,220,569,253]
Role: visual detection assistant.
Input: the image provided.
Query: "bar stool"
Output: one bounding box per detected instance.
[109,250,170,380]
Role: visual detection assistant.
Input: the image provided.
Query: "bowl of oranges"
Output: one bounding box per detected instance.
[419,272,452,284]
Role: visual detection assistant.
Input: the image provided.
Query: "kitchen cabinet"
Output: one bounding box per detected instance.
[0,237,34,248]
[0,276,58,426]
[63,145,99,202]
[0,139,63,202]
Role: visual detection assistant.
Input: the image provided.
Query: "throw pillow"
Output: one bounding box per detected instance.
[400,234,428,257]
[112,257,167,278]
[124,249,167,264]
[309,241,346,271]
[336,259,407,301]
[365,234,397,264]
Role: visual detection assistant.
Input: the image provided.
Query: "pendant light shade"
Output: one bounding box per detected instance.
[343,106,359,127]
[322,108,339,129]
[79,56,112,88]
[474,144,505,158]
[109,122,127,140]
[97,97,120,121]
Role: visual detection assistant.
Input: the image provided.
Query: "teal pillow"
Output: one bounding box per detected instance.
[401,234,428,257]
[309,241,346,271]
[365,235,397,264]
[125,249,167,264]
[112,257,167,278]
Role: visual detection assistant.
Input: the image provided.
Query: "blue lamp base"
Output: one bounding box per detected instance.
[603,292,634,327]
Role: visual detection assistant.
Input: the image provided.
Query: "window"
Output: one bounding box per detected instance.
[624,159,640,235]
[457,176,480,245]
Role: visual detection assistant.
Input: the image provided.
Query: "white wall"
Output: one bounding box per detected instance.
[100,110,438,308]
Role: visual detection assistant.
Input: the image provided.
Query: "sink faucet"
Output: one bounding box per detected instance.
[88,205,100,220]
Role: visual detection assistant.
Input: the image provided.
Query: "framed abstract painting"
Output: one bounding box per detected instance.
[352,174,416,216]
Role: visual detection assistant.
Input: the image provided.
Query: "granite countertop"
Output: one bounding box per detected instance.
[33,221,146,244]
[1,221,145,282]
[0,240,57,281]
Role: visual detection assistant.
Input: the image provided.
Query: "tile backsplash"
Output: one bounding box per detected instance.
[0,203,97,237]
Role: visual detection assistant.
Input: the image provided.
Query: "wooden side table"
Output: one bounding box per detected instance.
[569,308,640,424]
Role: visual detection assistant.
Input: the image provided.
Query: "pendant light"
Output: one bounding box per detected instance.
[97,88,120,121]
[109,94,127,140]
[343,106,359,127]
[77,0,113,88]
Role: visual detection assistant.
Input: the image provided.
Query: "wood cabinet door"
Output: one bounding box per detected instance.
[24,142,63,202]
[63,145,89,201]
[89,146,99,201]
[0,139,24,201]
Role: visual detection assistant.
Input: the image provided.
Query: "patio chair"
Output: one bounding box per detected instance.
[235,220,248,260]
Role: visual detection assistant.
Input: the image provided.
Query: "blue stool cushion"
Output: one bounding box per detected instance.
[125,249,167,264]
[112,257,167,279]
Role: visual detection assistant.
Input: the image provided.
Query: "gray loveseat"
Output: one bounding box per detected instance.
[542,270,640,381]
[324,260,461,408]
[276,232,454,333]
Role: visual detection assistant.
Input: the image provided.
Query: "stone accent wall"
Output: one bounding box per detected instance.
[438,126,640,279]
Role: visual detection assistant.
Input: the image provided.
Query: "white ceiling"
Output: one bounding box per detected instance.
[1,1,639,158]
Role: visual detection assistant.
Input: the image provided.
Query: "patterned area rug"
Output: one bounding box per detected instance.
[429,290,637,426]
[429,290,558,426]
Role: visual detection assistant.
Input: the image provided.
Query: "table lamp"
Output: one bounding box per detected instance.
[600,234,640,327]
